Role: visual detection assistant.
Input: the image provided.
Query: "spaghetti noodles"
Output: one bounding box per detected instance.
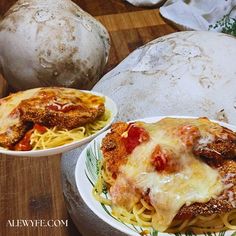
[93,159,236,233]
[30,110,111,150]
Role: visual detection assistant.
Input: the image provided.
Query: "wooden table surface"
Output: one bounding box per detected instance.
[0,1,176,236]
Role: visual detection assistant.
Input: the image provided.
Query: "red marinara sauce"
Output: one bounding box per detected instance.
[46,102,83,112]
[122,123,149,154]
[34,124,47,133]
[14,124,47,151]
[151,145,181,173]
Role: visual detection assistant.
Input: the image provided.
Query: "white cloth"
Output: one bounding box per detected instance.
[126,0,165,7]
[160,0,236,31]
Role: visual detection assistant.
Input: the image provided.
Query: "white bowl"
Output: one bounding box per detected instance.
[75,116,236,236]
[0,90,117,157]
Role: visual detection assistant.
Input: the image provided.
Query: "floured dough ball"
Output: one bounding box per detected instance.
[0,0,110,90]
[94,31,236,125]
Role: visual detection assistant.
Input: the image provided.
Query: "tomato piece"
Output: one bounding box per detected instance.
[14,129,34,151]
[122,124,149,154]
[14,124,47,151]
[151,145,180,173]
[151,145,168,171]
[34,124,47,133]
[178,125,200,147]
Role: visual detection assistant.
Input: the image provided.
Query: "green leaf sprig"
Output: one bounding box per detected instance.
[209,6,236,36]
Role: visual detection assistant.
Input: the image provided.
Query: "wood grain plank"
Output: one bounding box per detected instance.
[74,0,146,16]
[0,0,16,17]
[0,0,146,17]
[0,155,73,236]
[96,9,166,31]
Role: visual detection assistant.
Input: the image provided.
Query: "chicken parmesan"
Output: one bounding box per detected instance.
[93,117,236,233]
[0,87,110,151]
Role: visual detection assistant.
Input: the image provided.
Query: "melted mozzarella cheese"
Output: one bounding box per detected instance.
[113,118,224,232]
[59,88,105,109]
[0,88,39,134]
[78,92,105,109]
[0,88,104,135]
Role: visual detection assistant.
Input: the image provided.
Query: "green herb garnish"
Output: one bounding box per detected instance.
[209,7,236,36]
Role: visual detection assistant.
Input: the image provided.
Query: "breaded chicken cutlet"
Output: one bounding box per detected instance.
[18,88,105,129]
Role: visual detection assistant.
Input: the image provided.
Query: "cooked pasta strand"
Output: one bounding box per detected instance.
[30,110,110,150]
[94,157,236,233]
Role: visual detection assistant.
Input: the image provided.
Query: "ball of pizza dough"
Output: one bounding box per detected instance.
[94,31,236,125]
[0,0,110,90]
